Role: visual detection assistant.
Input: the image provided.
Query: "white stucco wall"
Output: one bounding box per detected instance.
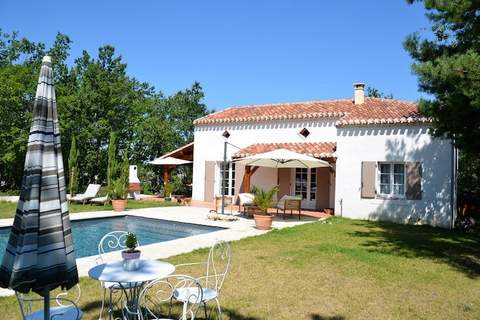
[192,119,454,228]
[334,125,454,228]
[192,119,338,201]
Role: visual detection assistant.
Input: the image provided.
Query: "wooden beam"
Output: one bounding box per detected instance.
[244,166,260,192]
[163,166,173,186]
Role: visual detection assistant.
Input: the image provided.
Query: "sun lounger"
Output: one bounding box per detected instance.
[90,196,108,205]
[69,184,101,205]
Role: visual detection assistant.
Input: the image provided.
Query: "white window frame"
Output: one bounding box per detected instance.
[376,162,406,199]
[217,161,235,196]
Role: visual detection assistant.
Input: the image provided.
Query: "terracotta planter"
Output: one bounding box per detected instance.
[112,199,127,212]
[254,214,273,230]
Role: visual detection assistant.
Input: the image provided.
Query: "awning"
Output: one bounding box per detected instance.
[149,156,192,166]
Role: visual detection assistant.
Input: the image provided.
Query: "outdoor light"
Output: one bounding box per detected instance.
[222,130,230,139]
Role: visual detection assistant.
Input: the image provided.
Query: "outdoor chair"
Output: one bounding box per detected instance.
[238,193,255,215]
[174,240,231,320]
[16,284,83,320]
[69,184,101,205]
[96,231,140,320]
[89,196,108,206]
[275,195,302,220]
[124,275,203,320]
[209,196,233,215]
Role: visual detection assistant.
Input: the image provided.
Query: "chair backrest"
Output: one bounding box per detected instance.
[205,240,231,293]
[285,199,301,210]
[238,193,254,205]
[16,284,82,320]
[136,275,202,320]
[84,184,101,198]
[97,230,130,263]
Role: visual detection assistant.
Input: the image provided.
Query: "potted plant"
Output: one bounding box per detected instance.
[109,178,128,212]
[252,185,279,230]
[121,232,141,270]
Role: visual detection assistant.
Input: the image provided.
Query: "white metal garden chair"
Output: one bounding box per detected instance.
[96,230,139,320]
[174,240,231,320]
[16,284,83,320]
[124,275,203,320]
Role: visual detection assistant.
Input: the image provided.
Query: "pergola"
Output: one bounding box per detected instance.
[148,142,193,187]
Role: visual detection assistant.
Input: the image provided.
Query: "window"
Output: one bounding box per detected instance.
[219,162,235,196]
[295,168,308,199]
[378,162,405,197]
[310,168,316,200]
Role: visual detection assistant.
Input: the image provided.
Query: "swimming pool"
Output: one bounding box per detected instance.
[0,215,223,259]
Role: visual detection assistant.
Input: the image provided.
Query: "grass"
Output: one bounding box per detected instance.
[0,217,479,319]
[0,200,179,219]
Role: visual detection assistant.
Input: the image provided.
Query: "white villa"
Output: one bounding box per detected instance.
[167,84,457,228]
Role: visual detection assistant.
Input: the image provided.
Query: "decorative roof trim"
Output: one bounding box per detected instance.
[335,117,432,127]
[194,111,347,125]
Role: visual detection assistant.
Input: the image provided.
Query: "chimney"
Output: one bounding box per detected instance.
[354,83,365,105]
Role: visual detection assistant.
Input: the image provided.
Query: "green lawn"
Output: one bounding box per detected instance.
[0,218,479,319]
[0,200,179,219]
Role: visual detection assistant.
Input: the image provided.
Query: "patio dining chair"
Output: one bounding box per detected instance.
[275,195,302,220]
[96,230,139,320]
[16,284,83,320]
[124,275,203,320]
[174,240,231,320]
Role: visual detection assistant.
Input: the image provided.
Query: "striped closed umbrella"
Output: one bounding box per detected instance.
[0,56,78,317]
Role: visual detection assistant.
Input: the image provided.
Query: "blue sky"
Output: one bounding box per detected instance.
[1,1,430,111]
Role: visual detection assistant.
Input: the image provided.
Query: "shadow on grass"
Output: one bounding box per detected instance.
[350,221,480,278]
[310,314,345,320]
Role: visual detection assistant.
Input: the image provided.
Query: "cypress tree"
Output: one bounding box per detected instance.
[68,136,79,196]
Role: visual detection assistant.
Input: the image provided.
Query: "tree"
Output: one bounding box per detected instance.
[107,132,118,188]
[366,86,393,99]
[405,0,480,200]
[404,0,480,154]
[0,30,208,193]
[68,135,79,196]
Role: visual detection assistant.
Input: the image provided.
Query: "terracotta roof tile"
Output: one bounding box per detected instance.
[232,142,337,159]
[194,98,429,126]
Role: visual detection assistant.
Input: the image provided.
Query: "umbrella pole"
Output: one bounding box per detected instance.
[44,290,50,320]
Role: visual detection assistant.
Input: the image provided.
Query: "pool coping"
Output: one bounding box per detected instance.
[0,206,319,296]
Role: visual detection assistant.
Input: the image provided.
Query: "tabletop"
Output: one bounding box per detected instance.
[88,259,175,283]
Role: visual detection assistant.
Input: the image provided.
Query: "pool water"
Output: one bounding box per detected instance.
[0,216,223,259]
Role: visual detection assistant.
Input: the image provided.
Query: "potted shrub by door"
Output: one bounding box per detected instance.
[122,233,141,271]
[109,178,128,212]
[252,186,279,230]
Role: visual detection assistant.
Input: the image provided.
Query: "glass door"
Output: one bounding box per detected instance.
[294,168,316,209]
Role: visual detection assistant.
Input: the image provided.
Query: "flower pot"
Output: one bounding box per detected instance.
[122,250,141,271]
[112,199,127,212]
[254,214,273,230]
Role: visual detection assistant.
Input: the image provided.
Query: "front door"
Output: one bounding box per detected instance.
[293,168,316,209]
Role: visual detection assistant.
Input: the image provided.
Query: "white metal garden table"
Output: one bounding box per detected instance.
[88,259,175,320]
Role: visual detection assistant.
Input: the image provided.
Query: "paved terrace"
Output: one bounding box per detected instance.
[0,205,323,296]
